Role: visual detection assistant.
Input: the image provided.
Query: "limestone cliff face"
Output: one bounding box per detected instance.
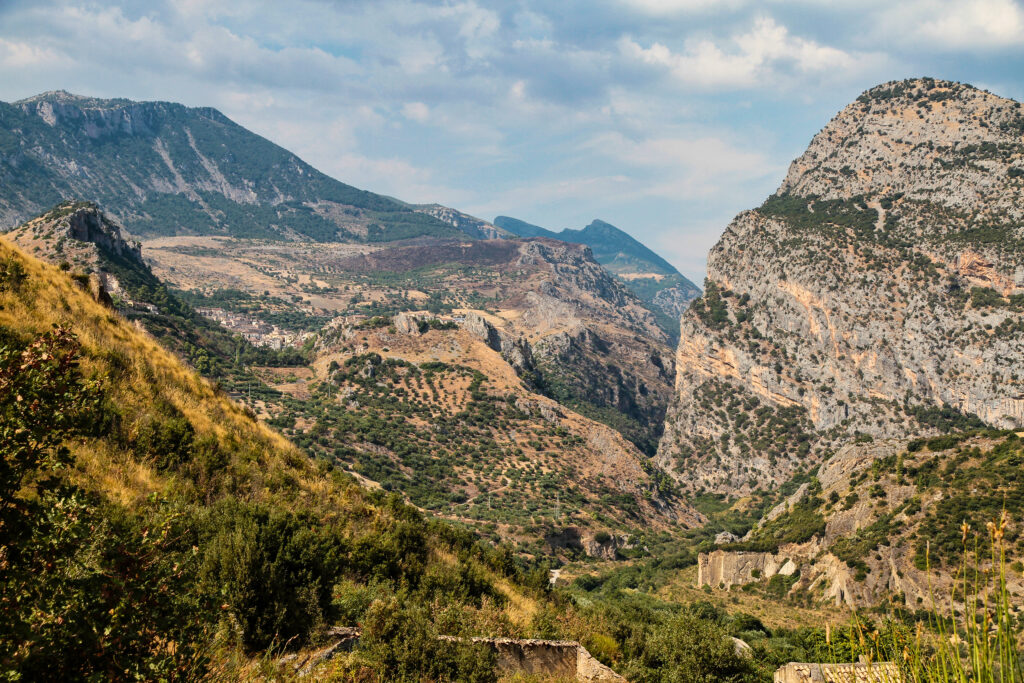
[657,79,1024,494]
[4,201,147,306]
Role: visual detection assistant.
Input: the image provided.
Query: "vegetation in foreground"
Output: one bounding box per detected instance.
[2,238,1024,682]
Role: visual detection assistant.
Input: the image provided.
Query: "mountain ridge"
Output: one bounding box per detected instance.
[656,77,1024,496]
[494,215,701,335]
[0,90,463,242]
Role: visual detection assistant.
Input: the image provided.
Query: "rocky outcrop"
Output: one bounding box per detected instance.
[463,312,535,373]
[658,78,1024,495]
[414,204,512,240]
[6,201,142,268]
[4,201,148,305]
[698,549,799,590]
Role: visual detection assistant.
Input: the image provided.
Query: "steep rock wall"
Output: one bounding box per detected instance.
[658,78,1024,495]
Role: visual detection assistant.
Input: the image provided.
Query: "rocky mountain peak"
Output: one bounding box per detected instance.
[779,78,1024,221]
[657,79,1024,496]
[15,90,127,107]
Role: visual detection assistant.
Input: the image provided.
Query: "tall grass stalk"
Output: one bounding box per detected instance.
[838,513,1023,682]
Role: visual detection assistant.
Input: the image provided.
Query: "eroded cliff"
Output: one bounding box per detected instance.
[658,78,1024,495]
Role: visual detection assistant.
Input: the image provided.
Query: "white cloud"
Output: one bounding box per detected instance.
[402,101,430,121]
[620,0,745,13]
[620,17,863,88]
[578,130,780,202]
[584,132,765,173]
[0,38,67,68]
[890,0,1024,48]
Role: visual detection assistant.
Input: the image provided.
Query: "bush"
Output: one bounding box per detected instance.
[359,598,497,682]
[623,612,759,682]
[199,502,348,650]
[0,329,211,679]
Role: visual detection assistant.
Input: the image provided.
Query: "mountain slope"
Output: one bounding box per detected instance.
[697,431,1024,608]
[5,200,304,378]
[0,91,460,242]
[7,202,691,540]
[0,232,558,679]
[494,216,701,332]
[657,78,1024,496]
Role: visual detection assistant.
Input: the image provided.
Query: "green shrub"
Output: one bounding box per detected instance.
[359,598,497,682]
[622,612,759,682]
[199,501,347,650]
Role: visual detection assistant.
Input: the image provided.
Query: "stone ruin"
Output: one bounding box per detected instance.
[284,628,624,681]
[774,661,902,683]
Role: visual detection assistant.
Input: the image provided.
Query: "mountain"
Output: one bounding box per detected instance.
[0,234,558,679]
[494,216,701,333]
[656,78,1024,496]
[0,91,462,242]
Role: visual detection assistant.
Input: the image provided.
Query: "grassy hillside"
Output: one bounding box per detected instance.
[0,238,552,680]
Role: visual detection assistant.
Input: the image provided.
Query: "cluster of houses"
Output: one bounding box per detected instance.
[195,307,308,350]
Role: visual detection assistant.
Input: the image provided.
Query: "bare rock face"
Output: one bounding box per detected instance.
[414,204,512,240]
[6,200,143,270]
[697,549,799,589]
[658,78,1024,495]
[463,312,535,373]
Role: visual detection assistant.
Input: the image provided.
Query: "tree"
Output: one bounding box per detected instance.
[623,613,759,683]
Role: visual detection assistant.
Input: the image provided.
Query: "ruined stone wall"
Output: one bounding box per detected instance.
[306,631,625,681]
[697,549,798,589]
[774,662,902,683]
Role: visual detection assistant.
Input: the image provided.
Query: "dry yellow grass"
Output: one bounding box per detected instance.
[0,236,356,514]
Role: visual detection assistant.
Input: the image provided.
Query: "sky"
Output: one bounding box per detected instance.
[1,0,1023,282]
